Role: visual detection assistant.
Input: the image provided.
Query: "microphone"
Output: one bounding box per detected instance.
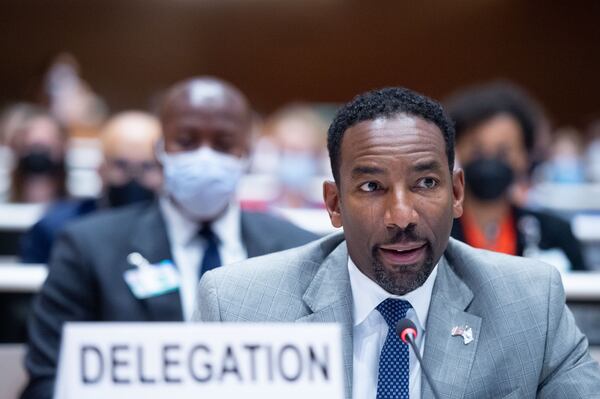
[396,318,441,399]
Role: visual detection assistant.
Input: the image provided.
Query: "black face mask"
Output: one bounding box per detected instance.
[18,150,62,175]
[463,157,514,201]
[107,179,155,208]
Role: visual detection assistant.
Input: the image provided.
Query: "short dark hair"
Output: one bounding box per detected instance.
[327,87,455,182]
[445,81,539,153]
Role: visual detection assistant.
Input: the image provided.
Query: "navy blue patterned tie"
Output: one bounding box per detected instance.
[198,224,221,278]
[376,298,413,399]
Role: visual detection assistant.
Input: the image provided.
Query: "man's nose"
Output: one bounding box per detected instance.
[383,188,419,230]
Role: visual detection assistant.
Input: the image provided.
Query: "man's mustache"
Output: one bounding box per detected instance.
[379,224,427,246]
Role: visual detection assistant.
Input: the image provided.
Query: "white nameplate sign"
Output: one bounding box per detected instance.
[54,322,344,399]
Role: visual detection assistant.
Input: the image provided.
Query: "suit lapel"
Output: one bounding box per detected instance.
[284,233,481,399]
[422,252,481,399]
[129,201,183,321]
[295,238,353,399]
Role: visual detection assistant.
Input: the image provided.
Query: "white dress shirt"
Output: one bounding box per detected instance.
[159,197,248,320]
[348,257,438,399]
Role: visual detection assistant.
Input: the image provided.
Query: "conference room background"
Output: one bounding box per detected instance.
[1,1,600,398]
[1,0,599,126]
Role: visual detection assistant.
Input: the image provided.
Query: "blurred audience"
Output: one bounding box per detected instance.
[19,111,163,263]
[252,104,330,208]
[534,127,587,184]
[38,52,107,137]
[0,103,67,203]
[446,81,587,271]
[21,77,318,399]
[585,120,600,183]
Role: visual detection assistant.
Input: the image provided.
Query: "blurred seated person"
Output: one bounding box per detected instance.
[19,111,163,263]
[585,120,600,182]
[534,127,587,184]
[446,82,586,271]
[253,104,330,208]
[42,52,107,137]
[1,103,67,203]
[21,77,318,399]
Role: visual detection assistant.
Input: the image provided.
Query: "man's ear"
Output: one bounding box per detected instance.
[323,181,343,228]
[452,168,465,219]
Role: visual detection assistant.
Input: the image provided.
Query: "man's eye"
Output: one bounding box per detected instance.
[213,139,235,154]
[417,177,438,189]
[176,136,195,150]
[359,181,380,192]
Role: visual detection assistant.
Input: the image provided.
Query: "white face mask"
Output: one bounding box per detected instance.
[158,146,246,221]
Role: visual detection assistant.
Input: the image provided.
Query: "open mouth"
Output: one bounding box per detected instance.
[378,243,427,265]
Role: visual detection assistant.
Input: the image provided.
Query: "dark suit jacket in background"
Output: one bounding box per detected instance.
[21,200,318,399]
[451,206,587,271]
[19,198,98,264]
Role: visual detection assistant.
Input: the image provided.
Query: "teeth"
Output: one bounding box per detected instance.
[390,246,421,253]
[381,243,425,252]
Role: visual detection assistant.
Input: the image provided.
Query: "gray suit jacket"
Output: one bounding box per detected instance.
[195,232,600,398]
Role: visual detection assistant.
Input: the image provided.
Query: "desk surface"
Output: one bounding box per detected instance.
[0,344,27,399]
[0,203,46,231]
[0,264,47,292]
[1,264,600,300]
[560,272,600,300]
[529,183,600,212]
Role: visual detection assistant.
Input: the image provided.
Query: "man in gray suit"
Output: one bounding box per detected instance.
[21,77,317,399]
[196,87,600,398]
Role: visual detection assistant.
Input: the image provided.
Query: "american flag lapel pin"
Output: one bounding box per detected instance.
[451,325,474,345]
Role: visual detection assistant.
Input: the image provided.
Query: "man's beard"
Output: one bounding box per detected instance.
[371,225,436,295]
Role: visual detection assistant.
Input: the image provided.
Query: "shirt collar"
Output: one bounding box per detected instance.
[347,255,439,330]
[211,201,242,249]
[159,196,242,247]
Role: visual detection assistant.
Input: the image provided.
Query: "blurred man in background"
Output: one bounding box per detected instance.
[535,127,587,184]
[19,111,163,263]
[446,82,586,271]
[257,104,330,208]
[585,120,600,183]
[21,76,318,399]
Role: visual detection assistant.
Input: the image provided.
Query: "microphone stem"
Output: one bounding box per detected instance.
[406,335,442,399]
